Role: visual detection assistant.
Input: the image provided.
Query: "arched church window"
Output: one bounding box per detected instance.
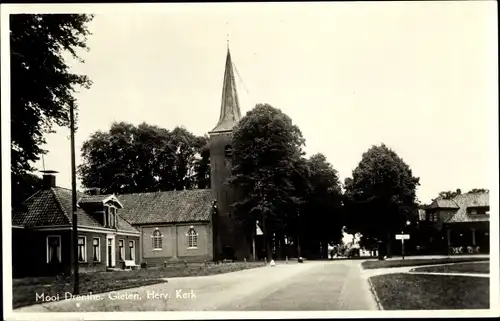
[187,228,198,249]
[224,145,233,159]
[152,229,163,250]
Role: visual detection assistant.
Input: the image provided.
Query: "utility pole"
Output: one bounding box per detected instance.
[70,101,79,294]
[252,221,257,261]
[297,209,302,260]
[401,230,405,260]
[262,210,271,262]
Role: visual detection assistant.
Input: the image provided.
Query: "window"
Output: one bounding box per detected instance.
[93,238,101,262]
[152,230,163,250]
[46,236,61,264]
[119,239,125,261]
[110,207,116,228]
[224,145,233,159]
[187,228,198,249]
[78,236,86,262]
[104,206,109,227]
[129,240,135,260]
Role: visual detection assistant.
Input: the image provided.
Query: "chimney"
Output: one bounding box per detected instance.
[41,170,58,189]
[87,187,101,195]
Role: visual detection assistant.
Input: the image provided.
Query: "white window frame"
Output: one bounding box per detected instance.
[92,237,101,262]
[78,236,87,263]
[152,229,163,251]
[46,235,62,264]
[118,239,125,261]
[187,227,198,249]
[110,207,116,227]
[104,206,110,227]
[129,240,135,261]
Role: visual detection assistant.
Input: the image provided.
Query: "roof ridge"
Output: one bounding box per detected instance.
[119,188,210,197]
[15,189,43,208]
[51,188,71,225]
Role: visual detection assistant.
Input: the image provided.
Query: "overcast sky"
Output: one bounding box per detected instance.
[10,2,497,204]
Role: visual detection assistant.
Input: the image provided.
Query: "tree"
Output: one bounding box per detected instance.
[300,154,343,259]
[193,135,211,189]
[468,188,488,194]
[434,188,462,200]
[229,104,305,261]
[11,173,43,208]
[78,122,209,194]
[343,144,420,256]
[10,14,93,202]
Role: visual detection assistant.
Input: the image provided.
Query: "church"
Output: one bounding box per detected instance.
[116,46,250,264]
[11,48,250,276]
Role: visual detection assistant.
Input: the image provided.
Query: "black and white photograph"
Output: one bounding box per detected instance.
[1,1,498,319]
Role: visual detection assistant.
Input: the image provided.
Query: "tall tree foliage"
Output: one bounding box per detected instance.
[343,144,420,256]
[300,154,343,259]
[433,188,462,200]
[229,104,305,261]
[78,122,209,194]
[10,14,93,203]
[11,173,43,208]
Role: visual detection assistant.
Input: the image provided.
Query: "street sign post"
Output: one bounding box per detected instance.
[395,233,410,259]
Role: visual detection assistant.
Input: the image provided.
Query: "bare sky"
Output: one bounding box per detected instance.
[8,2,498,204]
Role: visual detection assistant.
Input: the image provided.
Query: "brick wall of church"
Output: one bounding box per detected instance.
[138,222,213,266]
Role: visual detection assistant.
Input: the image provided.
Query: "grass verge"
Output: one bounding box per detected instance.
[410,262,489,274]
[369,273,489,310]
[362,256,488,270]
[13,262,265,309]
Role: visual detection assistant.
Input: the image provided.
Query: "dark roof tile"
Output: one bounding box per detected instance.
[118,189,213,225]
[12,187,138,233]
[446,192,490,223]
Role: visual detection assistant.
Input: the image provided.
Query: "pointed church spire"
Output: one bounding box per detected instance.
[211,48,241,133]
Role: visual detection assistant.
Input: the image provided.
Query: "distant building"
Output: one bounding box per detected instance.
[417,208,427,221]
[425,191,490,254]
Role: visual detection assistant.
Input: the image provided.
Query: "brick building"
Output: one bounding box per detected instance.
[11,172,140,277]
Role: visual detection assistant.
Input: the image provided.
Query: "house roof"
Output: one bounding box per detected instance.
[117,189,213,225]
[79,194,123,208]
[445,192,490,223]
[12,187,138,233]
[428,198,459,209]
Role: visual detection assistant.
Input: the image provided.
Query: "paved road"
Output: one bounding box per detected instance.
[16,260,377,312]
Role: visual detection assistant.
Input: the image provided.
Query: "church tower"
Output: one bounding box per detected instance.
[209,48,248,260]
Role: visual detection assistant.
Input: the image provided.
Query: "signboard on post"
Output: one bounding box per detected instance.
[395,234,410,259]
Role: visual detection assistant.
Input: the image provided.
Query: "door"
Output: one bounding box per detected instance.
[107,238,113,267]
